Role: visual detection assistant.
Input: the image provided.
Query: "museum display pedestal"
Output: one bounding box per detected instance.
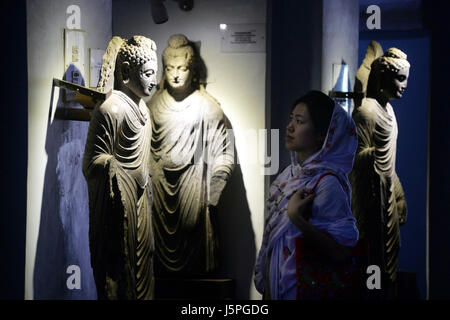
[155,278,235,300]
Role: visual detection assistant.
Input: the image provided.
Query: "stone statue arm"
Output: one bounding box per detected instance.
[352,108,376,167]
[393,172,407,225]
[82,103,118,180]
[208,115,235,208]
[209,170,230,208]
[349,107,378,237]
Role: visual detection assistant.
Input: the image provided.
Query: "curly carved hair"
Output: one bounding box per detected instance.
[366,47,410,97]
[374,47,410,74]
[97,35,157,93]
[117,35,157,69]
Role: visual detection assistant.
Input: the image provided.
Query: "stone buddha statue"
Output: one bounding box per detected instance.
[147,34,235,277]
[83,35,157,299]
[350,46,410,296]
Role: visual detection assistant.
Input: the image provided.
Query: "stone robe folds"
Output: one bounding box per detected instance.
[83,90,154,299]
[148,89,234,275]
[349,97,407,282]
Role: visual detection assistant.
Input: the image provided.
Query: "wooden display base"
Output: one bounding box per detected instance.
[155,278,235,300]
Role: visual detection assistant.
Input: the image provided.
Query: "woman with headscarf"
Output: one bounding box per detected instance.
[255,90,359,300]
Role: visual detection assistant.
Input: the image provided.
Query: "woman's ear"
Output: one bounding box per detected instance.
[121,61,131,83]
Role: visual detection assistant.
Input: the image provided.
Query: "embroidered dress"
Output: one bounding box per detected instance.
[255,103,359,300]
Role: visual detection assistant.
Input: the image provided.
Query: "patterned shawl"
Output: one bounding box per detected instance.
[254,103,359,299]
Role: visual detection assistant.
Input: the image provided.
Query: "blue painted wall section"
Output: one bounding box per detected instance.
[33,100,96,299]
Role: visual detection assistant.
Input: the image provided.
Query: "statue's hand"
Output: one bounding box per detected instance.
[394,173,407,225]
[88,154,114,177]
[97,154,114,169]
[209,174,228,208]
[396,191,407,225]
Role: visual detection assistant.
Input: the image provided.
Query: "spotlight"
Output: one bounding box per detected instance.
[177,0,193,11]
[150,0,168,24]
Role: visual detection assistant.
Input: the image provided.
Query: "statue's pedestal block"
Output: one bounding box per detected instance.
[155,278,235,300]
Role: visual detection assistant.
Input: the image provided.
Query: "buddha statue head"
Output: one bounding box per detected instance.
[116,36,158,101]
[367,48,410,102]
[97,35,157,103]
[162,34,200,100]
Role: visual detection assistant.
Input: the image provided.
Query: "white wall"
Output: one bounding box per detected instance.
[26,0,266,300]
[322,0,359,97]
[113,0,267,299]
[26,0,112,299]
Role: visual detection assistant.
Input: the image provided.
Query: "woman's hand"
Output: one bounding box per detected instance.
[287,188,314,227]
[287,189,353,265]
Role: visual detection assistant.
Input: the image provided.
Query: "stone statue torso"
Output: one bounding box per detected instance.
[350,97,404,282]
[148,88,233,276]
[83,90,154,299]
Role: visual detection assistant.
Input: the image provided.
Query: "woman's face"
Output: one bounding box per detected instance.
[285,103,322,153]
[382,67,410,100]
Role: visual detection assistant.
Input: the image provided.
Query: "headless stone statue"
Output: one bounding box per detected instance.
[349,46,410,296]
[83,36,158,299]
[147,34,235,277]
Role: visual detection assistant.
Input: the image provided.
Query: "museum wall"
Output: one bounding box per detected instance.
[26,0,112,299]
[113,0,266,299]
[112,0,267,299]
[268,0,359,176]
[24,0,265,300]
[322,0,359,98]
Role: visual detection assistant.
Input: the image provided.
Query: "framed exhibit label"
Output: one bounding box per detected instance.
[64,28,86,101]
[89,49,104,88]
[220,23,266,53]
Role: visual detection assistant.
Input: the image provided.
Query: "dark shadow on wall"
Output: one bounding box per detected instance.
[153,37,256,299]
[216,149,256,300]
[193,40,256,298]
[33,67,96,299]
[269,0,323,183]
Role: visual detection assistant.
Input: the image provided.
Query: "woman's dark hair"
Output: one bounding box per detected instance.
[292,90,335,138]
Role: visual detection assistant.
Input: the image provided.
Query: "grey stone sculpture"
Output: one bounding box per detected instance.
[350,45,410,290]
[147,34,235,276]
[82,35,157,299]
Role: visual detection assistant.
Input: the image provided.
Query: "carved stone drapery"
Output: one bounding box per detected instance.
[83,36,157,299]
[148,88,234,276]
[350,46,409,287]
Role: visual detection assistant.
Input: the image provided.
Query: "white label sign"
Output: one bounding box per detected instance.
[220,23,266,53]
[90,49,105,88]
[64,29,86,84]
